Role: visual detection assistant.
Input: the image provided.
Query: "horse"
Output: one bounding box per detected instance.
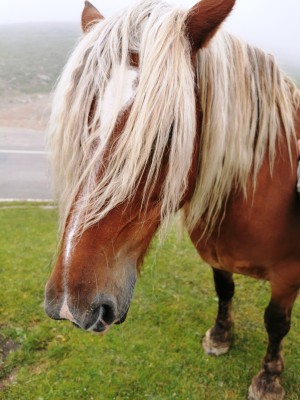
[45,1,300,399]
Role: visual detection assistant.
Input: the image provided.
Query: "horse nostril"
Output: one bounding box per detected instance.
[84,298,117,330]
[101,303,116,325]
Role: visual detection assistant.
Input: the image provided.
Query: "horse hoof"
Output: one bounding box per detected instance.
[202,328,231,356]
[248,372,285,400]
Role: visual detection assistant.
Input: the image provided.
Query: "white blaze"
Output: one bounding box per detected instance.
[64,210,81,266]
[64,66,138,268]
[61,65,139,316]
[100,65,138,127]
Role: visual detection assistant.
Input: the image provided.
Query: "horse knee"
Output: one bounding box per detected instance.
[264,302,291,344]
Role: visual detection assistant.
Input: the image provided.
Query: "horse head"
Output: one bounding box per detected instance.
[45,0,235,333]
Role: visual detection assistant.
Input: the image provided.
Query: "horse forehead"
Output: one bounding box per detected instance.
[100,64,138,127]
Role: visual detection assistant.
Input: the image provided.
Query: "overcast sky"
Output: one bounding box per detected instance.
[0,0,299,72]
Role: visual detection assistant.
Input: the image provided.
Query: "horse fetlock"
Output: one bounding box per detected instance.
[262,356,284,376]
[248,371,285,400]
[202,326,232,356]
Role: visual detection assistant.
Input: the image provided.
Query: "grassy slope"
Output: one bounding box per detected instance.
[0,204,299,400]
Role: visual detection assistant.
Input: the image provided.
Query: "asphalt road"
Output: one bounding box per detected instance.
[0,127,52,200]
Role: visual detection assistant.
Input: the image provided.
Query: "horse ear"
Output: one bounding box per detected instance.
[82,1,104,33]
[186,0,235,51]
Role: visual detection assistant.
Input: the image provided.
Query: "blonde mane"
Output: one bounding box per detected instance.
[188,31,300,231]
[48,0,300,239]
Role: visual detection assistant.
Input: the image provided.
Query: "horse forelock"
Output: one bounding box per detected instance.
[48,0,300,241]
[48,0,196,239]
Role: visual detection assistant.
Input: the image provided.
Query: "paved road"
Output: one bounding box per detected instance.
[0,127,52,200]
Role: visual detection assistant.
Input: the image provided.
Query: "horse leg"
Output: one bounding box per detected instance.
[202,268,235,356]
[248,285,299,400]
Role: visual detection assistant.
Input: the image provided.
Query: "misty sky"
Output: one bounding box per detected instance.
[0,0,299,71]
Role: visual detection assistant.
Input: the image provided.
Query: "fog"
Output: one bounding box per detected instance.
[0,0,299,71]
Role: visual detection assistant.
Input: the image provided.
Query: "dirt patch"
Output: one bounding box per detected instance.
[0,92,51,131]
[0,334,19,390]
[0,368,17,391]
[0,336,19,361]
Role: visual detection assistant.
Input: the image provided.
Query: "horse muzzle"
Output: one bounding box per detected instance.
[45,294,130,333]
[44,284,134,333]
[44,259,137,333]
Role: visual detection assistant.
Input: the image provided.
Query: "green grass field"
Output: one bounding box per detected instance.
[0,203,300,399]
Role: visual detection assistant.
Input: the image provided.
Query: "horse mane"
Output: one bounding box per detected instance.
[48,0,300,239]
[188,31,300,232]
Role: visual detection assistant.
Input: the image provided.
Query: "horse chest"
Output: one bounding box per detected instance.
[190,228,270,280]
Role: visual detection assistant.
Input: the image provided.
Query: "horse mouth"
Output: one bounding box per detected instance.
[114,309,129,325]
[72,309,129,331]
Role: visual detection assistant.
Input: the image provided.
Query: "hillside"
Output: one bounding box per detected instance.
[0,23,80,129]
[0,22,298,130]
[0,23,80,95]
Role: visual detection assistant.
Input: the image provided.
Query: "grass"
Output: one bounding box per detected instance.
[0,203,300,400]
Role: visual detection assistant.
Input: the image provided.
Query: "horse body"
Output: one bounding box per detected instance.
[45,1,300,399]
[192,129,300,282]
[189,110,300,399]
